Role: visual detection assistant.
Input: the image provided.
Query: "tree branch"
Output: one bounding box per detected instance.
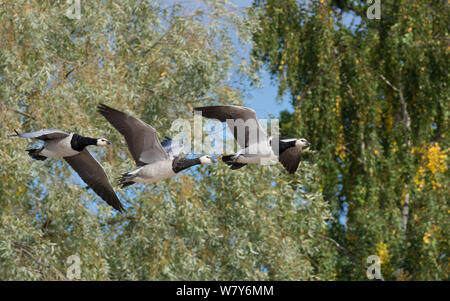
[317,234,355,258]
[12,241,68,281]
[379,74,412,236]
[5,107,36,120]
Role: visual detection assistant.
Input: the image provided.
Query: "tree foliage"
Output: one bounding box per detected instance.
[251,0,448,280]
[0,0,335,280]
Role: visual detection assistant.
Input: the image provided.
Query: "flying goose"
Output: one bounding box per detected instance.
[10,129,124,211]
[97,104,215,187]
[194,105,310,174]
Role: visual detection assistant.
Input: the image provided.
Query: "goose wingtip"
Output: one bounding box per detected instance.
[9,129,21,137]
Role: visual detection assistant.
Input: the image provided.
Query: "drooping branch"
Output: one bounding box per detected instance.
[379,74,411,131]
[317,234,355,258]
[379,74,412,235]
[11,241,68,281]
[5,106,36,120]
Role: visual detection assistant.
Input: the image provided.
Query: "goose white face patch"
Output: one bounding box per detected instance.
[295,139,310,148]
[97,138,111,146]
[200,155,214,164]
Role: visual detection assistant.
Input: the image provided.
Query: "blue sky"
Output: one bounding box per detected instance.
[231,0,293,119]
[243,71,293,119]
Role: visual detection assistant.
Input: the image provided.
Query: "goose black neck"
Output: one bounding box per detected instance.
[172,157,201,173]
[71,134,97,152]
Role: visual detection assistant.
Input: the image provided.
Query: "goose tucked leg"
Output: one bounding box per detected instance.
[118,172,136,188]
[222,155,236,165]
[26,147,47,161]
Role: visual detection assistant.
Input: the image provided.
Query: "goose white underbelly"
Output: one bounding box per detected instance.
[41,134,79,158]
[235,143,278,165]
[235,154,278,165]
[132,160,176,184]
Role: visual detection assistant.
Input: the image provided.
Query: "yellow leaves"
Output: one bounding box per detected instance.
[16,186,25,196]
[335,129,346,160]
[423,232,431,244]
[423,225,441,245]
[413,143,447,191]
[407,27,412,33]
[355,59,359,65]
[414,166,425,191]
[392,141,398,153]
[376,242,389,265]
[334,95,342,116]
[375,107,382,122]
[160,72,166,77]
[424,143,447,174]
[296,95,301,101]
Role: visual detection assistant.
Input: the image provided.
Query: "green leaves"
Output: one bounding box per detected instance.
[252,0,449,280]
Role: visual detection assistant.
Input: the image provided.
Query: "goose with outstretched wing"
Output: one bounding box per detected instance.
[194,105,310,174]
[98,104,215,188]
[10,129,124,212]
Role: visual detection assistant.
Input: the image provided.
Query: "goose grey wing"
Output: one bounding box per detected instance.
[98,104,169,166]
[10,129,70,140]
[64,149,124,212]
[278,147,302,174]
[194,105,268,148]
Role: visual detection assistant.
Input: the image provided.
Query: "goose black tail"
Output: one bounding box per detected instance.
[118,172,136,188]
[26,148,47,161]
[222,155,235,165]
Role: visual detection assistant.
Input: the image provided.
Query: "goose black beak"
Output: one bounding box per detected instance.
[107,141,112,145]
[306,142,310,147]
